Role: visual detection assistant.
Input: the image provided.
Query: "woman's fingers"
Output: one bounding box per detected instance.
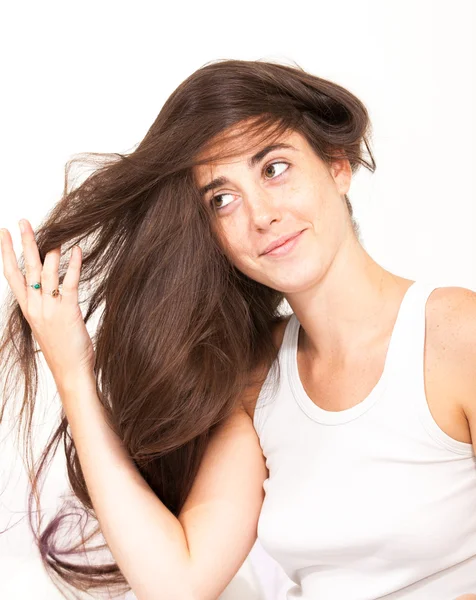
[1,221,94,381]
[61,245,81,306]
[41,246,62,319]
[0,226,28,315]
[19,219,44,318]
[0,220,64,321]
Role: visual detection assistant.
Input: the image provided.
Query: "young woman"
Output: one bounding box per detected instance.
[1,58,476,600]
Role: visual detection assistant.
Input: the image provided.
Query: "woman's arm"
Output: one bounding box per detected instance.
[58,374,194,600]
[0,221,266,600]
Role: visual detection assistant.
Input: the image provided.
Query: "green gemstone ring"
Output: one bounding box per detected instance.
[28,282,61,297]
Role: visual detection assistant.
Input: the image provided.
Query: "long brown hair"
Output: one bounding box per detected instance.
[0,58,375,598]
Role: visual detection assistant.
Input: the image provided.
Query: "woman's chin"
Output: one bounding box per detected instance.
[268,268,323,294]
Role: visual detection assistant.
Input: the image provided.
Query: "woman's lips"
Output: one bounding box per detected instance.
[262,230,304,257]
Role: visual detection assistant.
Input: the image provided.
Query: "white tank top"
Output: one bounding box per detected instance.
[253,280,476,600]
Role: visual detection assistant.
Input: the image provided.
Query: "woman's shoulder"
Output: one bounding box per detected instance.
[240,314,293,420]
[425,285,476,421]
[426,285,476,336]
[418,284,476,366]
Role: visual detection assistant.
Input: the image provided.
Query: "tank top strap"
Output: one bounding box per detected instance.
[383,279,442,382]
[271,313,298,369]
[253,314,297,434]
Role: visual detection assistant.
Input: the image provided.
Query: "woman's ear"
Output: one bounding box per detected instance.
[330,156,352,196]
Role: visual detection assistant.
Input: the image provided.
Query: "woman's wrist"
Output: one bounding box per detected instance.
[55,368,98,400]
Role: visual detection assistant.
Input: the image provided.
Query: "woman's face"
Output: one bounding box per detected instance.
[194,128,353,294]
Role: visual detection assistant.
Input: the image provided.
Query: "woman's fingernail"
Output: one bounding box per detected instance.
[19,220,25,233]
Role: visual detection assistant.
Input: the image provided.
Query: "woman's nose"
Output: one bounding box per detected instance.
[246,189,282,228]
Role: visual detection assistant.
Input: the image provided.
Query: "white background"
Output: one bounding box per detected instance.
[0,1,475,599]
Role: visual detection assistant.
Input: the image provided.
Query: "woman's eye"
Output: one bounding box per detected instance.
[210,192,235,211]
[263,161,289,180]
[210,161,290,211]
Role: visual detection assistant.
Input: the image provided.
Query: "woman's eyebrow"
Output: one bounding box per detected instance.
[199,142,297,197]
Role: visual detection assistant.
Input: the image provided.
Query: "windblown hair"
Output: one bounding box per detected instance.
[0,58,375,598]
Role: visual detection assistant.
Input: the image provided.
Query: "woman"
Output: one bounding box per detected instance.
[1,58,476,600]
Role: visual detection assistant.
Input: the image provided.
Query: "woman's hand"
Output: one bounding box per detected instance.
[0,219,95,389]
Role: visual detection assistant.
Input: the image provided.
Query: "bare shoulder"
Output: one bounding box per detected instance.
[426,285,476,344]
[240,314,293,421]
[425,285,476,419]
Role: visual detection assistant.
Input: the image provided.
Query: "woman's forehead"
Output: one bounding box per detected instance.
[195,127,305,173]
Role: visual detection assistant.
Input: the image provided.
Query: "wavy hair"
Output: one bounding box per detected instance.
[0,58,375,598]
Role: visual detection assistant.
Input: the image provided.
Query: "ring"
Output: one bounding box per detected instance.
[28,282,61,297]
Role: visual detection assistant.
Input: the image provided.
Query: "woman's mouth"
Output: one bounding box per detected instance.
[262,230,305,257]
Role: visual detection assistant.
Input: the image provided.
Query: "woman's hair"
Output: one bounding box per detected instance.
[0,58,375,598]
